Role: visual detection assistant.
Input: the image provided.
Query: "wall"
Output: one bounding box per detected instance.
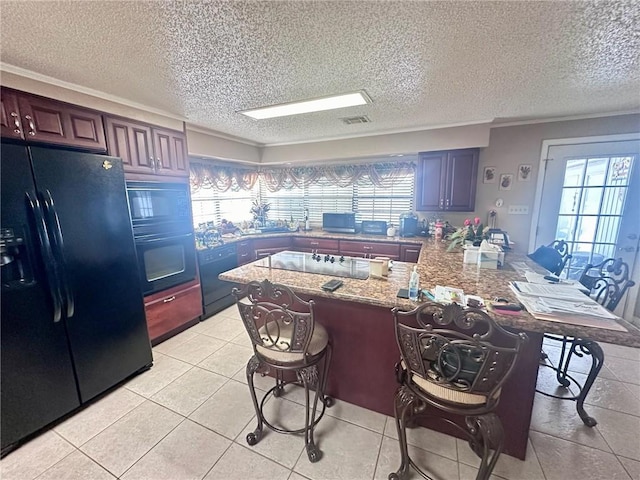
[260,123,491,164]
[427,114,640,252]
[186,127,261,164]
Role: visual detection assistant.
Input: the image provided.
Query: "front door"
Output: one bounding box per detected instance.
[534,139,640,322]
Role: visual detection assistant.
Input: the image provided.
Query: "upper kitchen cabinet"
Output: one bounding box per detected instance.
[1,88,106,151]
[104,116,189,179]
[416,148,479,212]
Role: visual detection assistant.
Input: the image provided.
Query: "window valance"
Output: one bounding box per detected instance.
[190,161,416,192]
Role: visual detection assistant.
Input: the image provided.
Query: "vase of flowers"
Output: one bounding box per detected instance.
[447,217,488,252]
[250,200,270,227]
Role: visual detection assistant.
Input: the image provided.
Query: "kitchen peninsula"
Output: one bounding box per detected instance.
[219,236,640,460]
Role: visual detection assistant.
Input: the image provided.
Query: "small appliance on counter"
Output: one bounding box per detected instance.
[399,212,418,237]
[322,212,356,233]
[361,220,387,236]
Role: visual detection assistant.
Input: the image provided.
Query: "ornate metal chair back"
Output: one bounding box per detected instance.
[232,279,316,363]
[579,257,636,311]
[393,302,527,412]
[548,240,572,275]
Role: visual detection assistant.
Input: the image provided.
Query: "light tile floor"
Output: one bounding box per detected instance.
[2,307,640,480]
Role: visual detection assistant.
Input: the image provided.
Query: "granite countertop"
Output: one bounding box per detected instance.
[218,235,640,347]
[197,229,424,250]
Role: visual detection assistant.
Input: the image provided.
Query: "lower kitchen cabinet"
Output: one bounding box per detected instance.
[236,239,255,265]
[339,239,400,260]
[292,237,340,254]
[400,244,422,263]
[144,279,203,344]
[253,236,292,259]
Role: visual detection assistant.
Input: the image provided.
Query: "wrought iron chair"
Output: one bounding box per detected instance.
[527,239,572,276]
[538,257,635,427]
[389,302,527,480]
[232,279,333,462]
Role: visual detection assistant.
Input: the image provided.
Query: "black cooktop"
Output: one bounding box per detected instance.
[256,250,370,279]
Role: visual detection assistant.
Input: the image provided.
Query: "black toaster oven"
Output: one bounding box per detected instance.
[361,220,388,236]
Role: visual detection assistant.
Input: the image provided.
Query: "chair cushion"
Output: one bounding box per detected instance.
[256,321,328,364]
[411,374,493,406]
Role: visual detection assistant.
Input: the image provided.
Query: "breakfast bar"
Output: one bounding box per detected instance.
[219,237,640,460]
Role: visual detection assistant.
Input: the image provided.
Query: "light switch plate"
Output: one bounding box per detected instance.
[508,205,529,215]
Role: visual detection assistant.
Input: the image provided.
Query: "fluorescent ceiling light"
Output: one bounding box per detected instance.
[239,91,371,120]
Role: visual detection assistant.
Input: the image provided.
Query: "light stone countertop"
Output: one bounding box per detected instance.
[219,233,640,347]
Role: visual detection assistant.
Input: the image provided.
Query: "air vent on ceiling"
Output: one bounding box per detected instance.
[341,115,371,125]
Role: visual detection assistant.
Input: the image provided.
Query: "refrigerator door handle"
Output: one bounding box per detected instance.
[25,192,63,323]
[41,189,75,319]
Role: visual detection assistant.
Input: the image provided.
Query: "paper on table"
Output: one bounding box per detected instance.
[539,297,618,319]
[512,282,589,301]
[523,272,587,290]
[434,285,466,305]
[510,261,534,276]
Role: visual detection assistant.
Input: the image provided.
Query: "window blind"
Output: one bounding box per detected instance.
[191,185,258,227]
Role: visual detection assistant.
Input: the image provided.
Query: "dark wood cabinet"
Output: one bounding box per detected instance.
[292,237,340,254]
[416,148,478,212]
[1,90,22,139]
[253,236,292,259]
[400,244,421,263]
[1,88,106,151]
[339,240,400,260]
[104,115,189,178]
[104,117,154,173]
[236,239,255,265]
[144,279,203,344]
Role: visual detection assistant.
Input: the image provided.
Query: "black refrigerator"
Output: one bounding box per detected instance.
[1,142,153,453]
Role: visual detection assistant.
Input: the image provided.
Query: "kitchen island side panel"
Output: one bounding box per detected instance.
[298,294,541,461]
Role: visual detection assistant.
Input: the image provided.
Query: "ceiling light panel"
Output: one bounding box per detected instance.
[239,91,371,120]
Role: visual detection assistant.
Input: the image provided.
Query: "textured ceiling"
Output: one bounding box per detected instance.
[1,1,639,145]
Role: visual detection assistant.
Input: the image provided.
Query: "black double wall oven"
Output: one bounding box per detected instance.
[126,181,197,295]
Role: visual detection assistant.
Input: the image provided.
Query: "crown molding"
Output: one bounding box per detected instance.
[184,123,261,147]
[491,110,640,128]
[262,119,494,147]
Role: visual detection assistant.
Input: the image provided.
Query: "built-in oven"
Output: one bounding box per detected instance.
[126,181,197,295]
[135,232,197,295]
[126,181,192,237]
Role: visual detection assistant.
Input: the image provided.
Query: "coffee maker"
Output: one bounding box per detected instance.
[399,212,418,237]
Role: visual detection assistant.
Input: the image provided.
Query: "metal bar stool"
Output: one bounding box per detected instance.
[388,302,527,480]
[232,279,333,462]
[537,257,635,426]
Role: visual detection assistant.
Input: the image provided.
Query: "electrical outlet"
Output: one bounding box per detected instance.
[508,205,529,215]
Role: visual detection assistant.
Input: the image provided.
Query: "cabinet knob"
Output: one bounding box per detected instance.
[10,112,22,134]
[24,115,36,136]
[156,157,162,169]
[163,295,176,303]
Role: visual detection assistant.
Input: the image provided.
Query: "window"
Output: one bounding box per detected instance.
[260,170,415,225]
[190,185,258,227]
[191,164,416,227]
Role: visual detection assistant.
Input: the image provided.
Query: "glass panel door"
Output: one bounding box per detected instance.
[535,140,640,322]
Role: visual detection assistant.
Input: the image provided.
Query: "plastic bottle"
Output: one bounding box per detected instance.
[408,266,419,301]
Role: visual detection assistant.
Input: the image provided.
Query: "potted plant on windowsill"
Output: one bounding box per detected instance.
[447,217,488,252]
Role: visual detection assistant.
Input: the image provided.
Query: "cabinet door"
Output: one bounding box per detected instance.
[144,282,202,342]
[400,244,422,263]
[445,149,478,211]
[339,240,400,259]
[153,128,189,177]
[1,90,24,139]
[105,117,155,174]
[236,239,256,265]
[416,152,447,211]
[17,93,106,151]
[292,237,340,254]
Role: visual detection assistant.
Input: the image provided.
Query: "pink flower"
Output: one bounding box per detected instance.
[474,217,481,225]
[464,219,471,226]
